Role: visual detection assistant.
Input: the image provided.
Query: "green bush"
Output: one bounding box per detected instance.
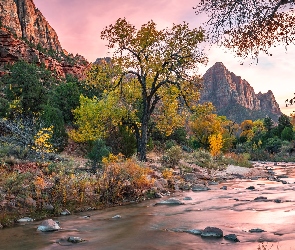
[87,139,111,169]
[265,137,282,154]
[161,145,183,167]
[40,105,67,151]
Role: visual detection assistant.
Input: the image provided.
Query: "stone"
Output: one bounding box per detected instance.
[249,228,265,233]
[17,217,34,223]
[246,186,255,190]
[185,229,203,235]
[67,236,85,243]
[60,209,71,216]
[220,186,227,190]
[154,192,163,198]
[201,227,223,238]
[183,197,192,200]
[155,198,184,205]
[254,196,267,201]
[191,184,210,191]
[274,199,282,203]
[224,234,240,242]
[37,219,60,232]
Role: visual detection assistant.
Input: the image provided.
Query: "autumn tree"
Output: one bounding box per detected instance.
[195,0,295,59]
[189,108,224,149]
[71,18,207,161]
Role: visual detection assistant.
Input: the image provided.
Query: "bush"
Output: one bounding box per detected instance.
[87,139,111,169]
[161,145,183,167]
[265,137,282,154]
[99,154,153,204]
[193,149,218,167]
[40,105,67,151]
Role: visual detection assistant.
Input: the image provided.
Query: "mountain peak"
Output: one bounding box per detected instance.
[200,62,281,122]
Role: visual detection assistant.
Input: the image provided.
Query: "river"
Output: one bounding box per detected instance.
[1,162,295,250]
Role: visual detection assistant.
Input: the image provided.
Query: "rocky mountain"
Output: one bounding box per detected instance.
[200,62,282,123]
[0,0,89,78]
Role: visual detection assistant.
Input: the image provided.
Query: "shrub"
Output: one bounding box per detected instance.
[87,139,111,169]
[161,145,182,167]
[265,137,282,154]
[99,154,153,204]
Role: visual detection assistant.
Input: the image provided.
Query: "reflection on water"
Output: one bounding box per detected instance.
[1,163,295,250]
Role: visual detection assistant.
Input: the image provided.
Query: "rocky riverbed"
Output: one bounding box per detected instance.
[1,161,295,249]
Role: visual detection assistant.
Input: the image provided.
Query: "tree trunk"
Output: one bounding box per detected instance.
[138,119,148,161]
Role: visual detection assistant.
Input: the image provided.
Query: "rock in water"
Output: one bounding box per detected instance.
[155,198,184,205]
[201,227,223,238]
[37,219,60,232]
[67,236,84,243]
[191,185,210,191]
[224,234,240,242]
[249,228,265,233]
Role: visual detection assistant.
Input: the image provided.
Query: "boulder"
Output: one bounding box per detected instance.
[201,227,223,238]
[37,219,60,232]
[67,236,85,243]
[224,234,240,242]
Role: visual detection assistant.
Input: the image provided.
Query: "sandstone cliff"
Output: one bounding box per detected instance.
[0,0,89,78]
[0,0,61,52]
[200,62,282,122]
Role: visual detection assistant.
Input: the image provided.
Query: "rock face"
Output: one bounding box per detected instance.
[0,0,61,52]
[0,0,89,78]
[200,62,282,122]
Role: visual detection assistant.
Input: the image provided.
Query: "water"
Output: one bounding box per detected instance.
[1,163,295,250]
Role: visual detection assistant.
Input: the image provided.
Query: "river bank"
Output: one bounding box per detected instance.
[1,161,295,249]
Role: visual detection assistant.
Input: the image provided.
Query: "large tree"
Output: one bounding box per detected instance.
[195,0,295,59]
[71,18,207,161]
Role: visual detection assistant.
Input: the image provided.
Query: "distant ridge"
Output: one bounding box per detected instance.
[200,62,282,123]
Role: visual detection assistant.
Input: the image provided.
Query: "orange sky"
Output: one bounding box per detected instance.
[34,0,295,115]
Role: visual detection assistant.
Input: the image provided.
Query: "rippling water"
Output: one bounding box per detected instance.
[1,163,295,250]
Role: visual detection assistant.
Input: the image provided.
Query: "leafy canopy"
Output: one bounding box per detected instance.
[195,0,295,59]
[71,18,207,160]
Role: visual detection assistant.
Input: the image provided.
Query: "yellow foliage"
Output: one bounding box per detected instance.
[209,133,223,157]
[100,154,153,203]
[32,126,55,157]
[189,113,224,148]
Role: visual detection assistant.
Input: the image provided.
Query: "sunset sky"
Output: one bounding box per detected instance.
[34,0,294,115]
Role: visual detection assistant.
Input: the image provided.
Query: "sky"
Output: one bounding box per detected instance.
[34,0,294,115]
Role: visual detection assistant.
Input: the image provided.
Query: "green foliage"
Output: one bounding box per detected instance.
[0,97,9,117]
[2,61,54,116]
[48,80,81,123]
[87,139,111,169]
[161,145,183,167]
[40,105,67,151]
[105,126,137,157]
[277,114,293,137]
[281,127,294,141]
[265,137,282,154]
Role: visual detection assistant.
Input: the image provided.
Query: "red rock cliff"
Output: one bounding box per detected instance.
[0,0,89,78]
[200,62,282,122]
